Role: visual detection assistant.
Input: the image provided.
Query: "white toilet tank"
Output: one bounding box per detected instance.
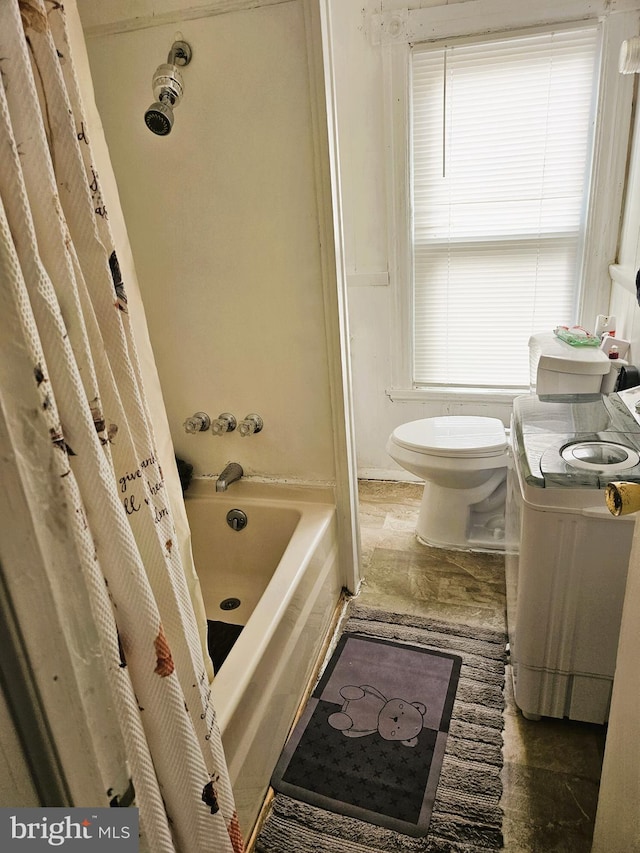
[529,332,611,395]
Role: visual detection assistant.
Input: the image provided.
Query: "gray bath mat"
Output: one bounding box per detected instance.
[258,603,506,852]
[271,632,461,836]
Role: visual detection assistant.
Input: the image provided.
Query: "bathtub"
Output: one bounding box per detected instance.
[184,478,341,836]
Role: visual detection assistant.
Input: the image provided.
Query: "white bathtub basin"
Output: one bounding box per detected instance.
[184,478,341,836]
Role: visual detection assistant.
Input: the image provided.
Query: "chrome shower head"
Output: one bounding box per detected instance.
[144,99,174,136]
[144,41,192,136]
[144,63,184,135]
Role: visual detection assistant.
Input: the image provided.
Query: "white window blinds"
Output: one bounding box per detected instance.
[410,26,599,389]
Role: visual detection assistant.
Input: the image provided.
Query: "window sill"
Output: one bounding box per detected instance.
[386,386,528,404]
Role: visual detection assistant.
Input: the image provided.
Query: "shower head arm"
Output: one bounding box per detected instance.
[167,41,192,67]
[158,89,176,106]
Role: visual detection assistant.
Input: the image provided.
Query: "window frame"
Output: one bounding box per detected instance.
[379,3,638,403]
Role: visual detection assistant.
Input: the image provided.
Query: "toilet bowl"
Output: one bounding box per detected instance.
[386,416,509,551]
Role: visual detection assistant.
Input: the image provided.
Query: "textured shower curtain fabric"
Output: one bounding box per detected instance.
[0,2,242,851]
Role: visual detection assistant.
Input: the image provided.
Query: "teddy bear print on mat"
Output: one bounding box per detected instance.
[328,684,427,748]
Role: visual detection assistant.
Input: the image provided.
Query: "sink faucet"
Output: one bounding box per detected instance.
[216,462,243,492]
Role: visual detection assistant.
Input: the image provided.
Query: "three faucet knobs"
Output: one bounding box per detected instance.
[184,412,264,436]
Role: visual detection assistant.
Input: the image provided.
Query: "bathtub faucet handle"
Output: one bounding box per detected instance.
[183,412,211,434]
[238,414,264,437]
[211,413,237,435]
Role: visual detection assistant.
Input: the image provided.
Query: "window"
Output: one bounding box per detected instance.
[410,26,599,390]
[380,5,635,402]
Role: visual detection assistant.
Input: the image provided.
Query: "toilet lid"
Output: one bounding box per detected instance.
[392,416,508,458]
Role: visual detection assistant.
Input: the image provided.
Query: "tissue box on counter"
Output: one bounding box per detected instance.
[600,336,630,359]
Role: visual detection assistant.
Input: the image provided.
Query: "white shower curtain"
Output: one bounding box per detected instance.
[0,2,242,851]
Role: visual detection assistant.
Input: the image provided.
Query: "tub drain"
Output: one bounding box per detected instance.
[220,597,241,612]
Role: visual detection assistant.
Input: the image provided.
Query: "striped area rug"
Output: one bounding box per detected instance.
[256,603,506,853]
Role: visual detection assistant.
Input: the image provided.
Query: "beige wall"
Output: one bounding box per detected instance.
[79,0,336,482]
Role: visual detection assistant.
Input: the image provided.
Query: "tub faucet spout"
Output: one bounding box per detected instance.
[216,462,243,492]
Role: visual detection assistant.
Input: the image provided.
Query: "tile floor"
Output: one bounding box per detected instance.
[356,480,607,853]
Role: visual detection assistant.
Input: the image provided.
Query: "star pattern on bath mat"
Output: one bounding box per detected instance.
[282,700,437,823]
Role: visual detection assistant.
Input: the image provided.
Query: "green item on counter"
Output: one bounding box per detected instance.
[554,328,601,347]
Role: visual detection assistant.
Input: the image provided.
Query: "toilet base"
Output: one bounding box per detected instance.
[417,532,505,554]
[416,473,507,553]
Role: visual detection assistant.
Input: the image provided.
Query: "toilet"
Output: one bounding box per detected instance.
[386,416,509,551]
[386,332,612,552]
